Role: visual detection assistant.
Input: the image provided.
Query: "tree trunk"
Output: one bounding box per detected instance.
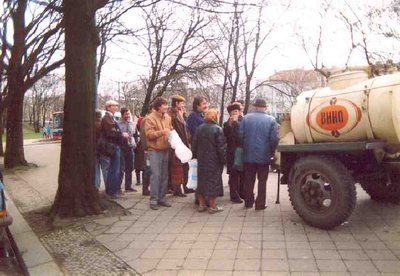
[41,106,47,132]
[5,0,28,168]
[51,0,103,218]
[5,90,27,168]
[140,79,157,116]
[32,105,38,132]
[244,79,251,114]
[0,108,5,157]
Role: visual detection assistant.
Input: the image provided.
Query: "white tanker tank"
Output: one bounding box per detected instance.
[277,71,400,230]
[290,71,400,154]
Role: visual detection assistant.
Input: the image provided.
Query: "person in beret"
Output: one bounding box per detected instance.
[223,102,245,203]
[168,95,192,197]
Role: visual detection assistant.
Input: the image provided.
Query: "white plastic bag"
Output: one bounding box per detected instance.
[168,130,192,163]
[187,159,198,190]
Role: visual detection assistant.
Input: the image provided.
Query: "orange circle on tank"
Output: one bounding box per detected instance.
[316,105,349,131]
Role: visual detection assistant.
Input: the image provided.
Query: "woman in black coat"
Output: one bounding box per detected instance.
[192,109,225,214]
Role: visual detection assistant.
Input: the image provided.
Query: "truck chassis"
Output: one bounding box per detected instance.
[278,140,400,229]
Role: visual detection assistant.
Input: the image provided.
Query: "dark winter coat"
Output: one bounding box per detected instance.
[169,107,190,147]
[223,116,242,174]
[101,112,124,146]
[192,122,225,197]
[134,117,147,171]
[187,111,204,138]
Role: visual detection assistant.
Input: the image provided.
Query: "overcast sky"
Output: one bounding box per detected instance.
[98,0,396,92]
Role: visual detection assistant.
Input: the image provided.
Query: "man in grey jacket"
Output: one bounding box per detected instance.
[118,107,137,192]
[240,98,279,210]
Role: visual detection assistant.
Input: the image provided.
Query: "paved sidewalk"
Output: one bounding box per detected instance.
[3,140,400,275]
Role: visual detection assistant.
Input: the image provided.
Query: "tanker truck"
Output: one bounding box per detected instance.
[277,70,400,229]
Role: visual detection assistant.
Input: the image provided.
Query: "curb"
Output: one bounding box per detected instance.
[5,191,64,276]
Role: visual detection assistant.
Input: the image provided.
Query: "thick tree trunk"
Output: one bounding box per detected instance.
[141,81,157,116]
[244,79,251,114]
[5,0,28,168]
[51,0,102,218]
[5,91,27,168]
[0,109,5,157]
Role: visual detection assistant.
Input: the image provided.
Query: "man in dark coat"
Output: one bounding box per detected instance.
[223,102,243,203]
[187,96,209,204]
[101,100,129,198]
[187,96,209,138]
[168,95,191,196]
[95,110,109,190]
[240,98,279,210]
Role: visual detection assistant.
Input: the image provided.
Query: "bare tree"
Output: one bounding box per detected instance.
[51,0,109,218]
[298,0,333,80]
[3,0,64,168]
[207,1,238,124]
[238,1,291,113]
[27,74,61,132]
[0,5,11,156]
[52,0,228,218]
[137,2,216,115]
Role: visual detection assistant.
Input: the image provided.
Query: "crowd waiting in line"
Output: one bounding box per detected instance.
[95,94,279,214]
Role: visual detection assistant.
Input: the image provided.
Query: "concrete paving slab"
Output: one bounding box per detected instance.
[3,140,400,275]
[6,190,63,275]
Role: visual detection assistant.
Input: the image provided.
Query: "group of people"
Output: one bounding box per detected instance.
[95,103,137,197]
[95,94,279,214]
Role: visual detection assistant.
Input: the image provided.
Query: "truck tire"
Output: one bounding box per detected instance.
[288,155,356,229]
[359,172,400,203]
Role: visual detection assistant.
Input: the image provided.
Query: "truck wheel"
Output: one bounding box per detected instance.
[360,171,400,203]
[288,155,356,229]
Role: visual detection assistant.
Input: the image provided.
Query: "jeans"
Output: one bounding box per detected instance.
[120,148,135,189]
[243,162,270,208]
[149,150,169,205]
[95,154,110,190]
[105,146,122,196]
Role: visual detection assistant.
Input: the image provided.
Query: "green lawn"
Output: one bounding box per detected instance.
[2,123,45,141]
[2,132,43,141]
[23,132,44,140]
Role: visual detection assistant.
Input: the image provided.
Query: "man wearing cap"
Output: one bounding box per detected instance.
[223,102,244,203]
[240,98,279,210]
[101,100,129,198]
[169,95,191,196]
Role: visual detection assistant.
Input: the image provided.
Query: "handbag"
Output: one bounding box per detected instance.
[233,147,243,171]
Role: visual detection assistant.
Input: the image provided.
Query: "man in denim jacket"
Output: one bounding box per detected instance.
[240,98,279,210]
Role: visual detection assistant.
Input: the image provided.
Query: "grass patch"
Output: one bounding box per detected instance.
[23,132,43,140]
[2,131,43,141]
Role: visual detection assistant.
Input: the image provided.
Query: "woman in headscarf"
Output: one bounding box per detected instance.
[192,109,225,214]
